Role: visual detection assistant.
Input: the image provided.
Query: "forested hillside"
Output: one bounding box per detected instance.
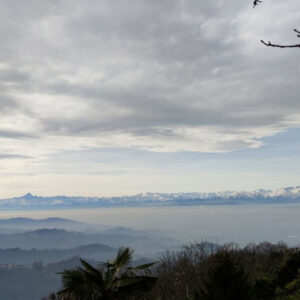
[42,242,300,300]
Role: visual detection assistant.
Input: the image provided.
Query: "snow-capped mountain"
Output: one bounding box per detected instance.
[1,186,300,209]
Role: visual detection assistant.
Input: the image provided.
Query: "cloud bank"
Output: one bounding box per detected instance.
[0,0,299,165]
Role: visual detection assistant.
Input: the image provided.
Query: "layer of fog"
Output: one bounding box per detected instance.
[0,204,300,247]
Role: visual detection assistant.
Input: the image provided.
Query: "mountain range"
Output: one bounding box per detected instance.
[1,186,300,209]
[0,217,177,256]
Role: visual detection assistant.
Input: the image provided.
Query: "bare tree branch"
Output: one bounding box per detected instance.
[253,1,300,48]
[260,29,300,48]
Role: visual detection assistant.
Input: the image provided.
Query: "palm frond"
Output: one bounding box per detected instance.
[111,247,134,269]
[128,261,157,271]
[58,268,100,299]
[57,247,157,299]
[80,258,105,288]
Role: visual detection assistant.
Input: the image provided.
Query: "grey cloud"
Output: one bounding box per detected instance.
[0,69,29,83]
[0,129,36,139]
[0,154,31,159]
[38,81,289,135]
[0,96,18,111]
[0,0,299,152]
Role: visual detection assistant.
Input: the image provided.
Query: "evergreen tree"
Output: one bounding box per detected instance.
[198,251,250,300]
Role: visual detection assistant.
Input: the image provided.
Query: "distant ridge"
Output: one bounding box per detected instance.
[1,186,300,209]
[0,243,115,264]
[0,217,98,232]
[0,217,74,224]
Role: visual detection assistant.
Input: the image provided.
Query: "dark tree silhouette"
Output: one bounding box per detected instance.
[253,1,300,48]
[198,252,250,300]
[57,247,157,300]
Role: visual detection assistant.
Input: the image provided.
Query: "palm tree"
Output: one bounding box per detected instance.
[57,247,157,300]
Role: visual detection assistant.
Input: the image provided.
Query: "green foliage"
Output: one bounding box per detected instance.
[33,243,300,300]
[252,274,277,299]
[275,255,300,300]
[148,242,300,300]
[276,252,300,288]
[57,247,157,300]
[198,251,250,300]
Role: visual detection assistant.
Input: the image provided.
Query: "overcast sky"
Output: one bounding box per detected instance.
[0,0,300,197]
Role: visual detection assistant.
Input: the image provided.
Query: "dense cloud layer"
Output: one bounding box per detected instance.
[0,0,300,159]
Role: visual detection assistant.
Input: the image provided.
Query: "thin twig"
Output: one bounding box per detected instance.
[261,29,300,48]
[253,1,300,49]
[261,40,300,48]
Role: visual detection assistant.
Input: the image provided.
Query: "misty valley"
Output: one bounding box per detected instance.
[0,202,300,299]
[0,216,176,299]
